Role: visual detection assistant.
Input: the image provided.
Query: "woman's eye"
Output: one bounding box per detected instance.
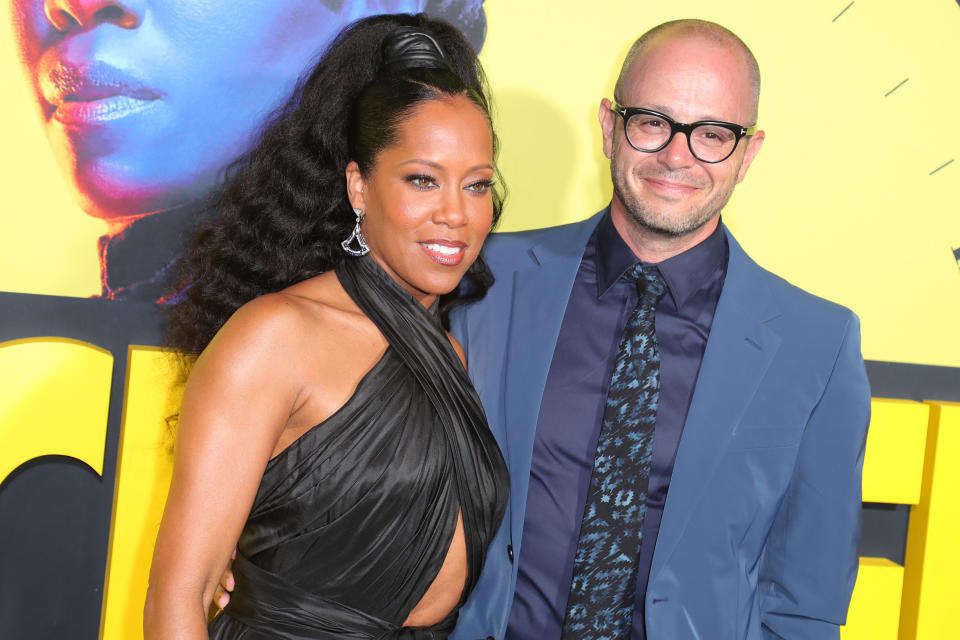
[408,175,437,189]
[466,180,494,194]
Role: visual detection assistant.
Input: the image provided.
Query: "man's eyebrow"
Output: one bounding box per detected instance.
[641,104,732,123]
[643,103,674,115]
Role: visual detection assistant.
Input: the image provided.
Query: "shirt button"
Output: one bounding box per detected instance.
[507,544,514,562]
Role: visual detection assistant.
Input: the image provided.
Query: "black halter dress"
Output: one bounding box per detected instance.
[208,255,509,640]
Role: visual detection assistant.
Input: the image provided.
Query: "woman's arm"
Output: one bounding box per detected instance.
[144,295,308,639]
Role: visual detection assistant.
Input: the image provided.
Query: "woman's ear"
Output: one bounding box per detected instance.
[345,161,366,210]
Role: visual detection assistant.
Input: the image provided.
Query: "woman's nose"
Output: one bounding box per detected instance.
[434,188,468,228]
[43,0,144,32]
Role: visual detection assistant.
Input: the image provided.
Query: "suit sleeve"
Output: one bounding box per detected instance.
[759,313,871,639]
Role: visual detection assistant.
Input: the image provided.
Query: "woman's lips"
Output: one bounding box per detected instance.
[52,95,160,124]
[419,240,466,266]
[39,59,162,125]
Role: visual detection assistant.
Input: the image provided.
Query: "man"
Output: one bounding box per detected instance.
[8,0,485,300]
[450,19,870,640]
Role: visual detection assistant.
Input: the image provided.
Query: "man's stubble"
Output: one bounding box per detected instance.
[609,143,737,239]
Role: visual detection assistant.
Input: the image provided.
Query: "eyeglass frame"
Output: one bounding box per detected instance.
[611,104,758,164]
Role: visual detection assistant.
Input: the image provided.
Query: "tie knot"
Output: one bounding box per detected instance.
[624,263,666,307]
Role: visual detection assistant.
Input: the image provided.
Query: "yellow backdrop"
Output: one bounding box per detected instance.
[1,3,958,639]
[3,0,959,366]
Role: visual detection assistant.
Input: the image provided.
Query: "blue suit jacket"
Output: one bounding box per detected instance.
[450,212,871,640]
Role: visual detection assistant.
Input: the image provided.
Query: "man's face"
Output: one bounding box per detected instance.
[599,34,764,240]
[10,0,420,220]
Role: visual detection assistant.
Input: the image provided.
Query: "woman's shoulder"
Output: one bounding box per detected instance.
[183,273,388,438]
[213,273,374,361]
[446,333,467,368]
[225,292,320,345]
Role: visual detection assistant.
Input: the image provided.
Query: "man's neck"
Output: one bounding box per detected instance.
[610,207,720,264]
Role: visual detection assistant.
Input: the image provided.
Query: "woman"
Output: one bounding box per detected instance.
[144,14,508,640]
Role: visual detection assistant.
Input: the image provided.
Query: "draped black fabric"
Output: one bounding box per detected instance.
[208,255,508,640]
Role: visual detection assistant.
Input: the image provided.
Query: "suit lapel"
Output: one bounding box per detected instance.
[501,215,602,546]
[649,230,782,581]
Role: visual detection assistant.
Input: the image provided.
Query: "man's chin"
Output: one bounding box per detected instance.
[628,208,716,239]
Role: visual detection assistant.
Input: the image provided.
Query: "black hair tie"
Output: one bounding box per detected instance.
[382,26,448,72]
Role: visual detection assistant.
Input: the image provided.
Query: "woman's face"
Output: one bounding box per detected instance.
[10,0,420,220]
[347,95,496,306]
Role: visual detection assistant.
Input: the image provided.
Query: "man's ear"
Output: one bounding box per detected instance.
[345,161,366,210]
[599,98,616,160]
[736,130,765,184]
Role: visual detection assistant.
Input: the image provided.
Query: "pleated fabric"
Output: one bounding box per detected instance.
[209,255,509,639]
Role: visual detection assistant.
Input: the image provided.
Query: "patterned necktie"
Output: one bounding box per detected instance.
[561,264,667,640]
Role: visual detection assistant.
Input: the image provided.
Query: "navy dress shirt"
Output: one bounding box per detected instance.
[505,211,728,640]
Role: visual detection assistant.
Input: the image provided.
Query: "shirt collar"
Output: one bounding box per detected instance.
[595,210,728,309]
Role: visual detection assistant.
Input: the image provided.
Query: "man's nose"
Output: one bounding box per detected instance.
[43,0,144,32]
[658,130,697,170]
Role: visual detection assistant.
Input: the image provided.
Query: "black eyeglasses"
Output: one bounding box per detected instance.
[611,104,757,163]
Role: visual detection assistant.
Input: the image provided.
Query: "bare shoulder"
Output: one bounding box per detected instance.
[178,272,386,458]
[447,333,467,369]
[279,272,384,347]
[214,274,371,357]
[230,291,316,336]
[207,293,317,365]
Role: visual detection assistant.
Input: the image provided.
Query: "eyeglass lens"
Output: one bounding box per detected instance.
[624,112,737,162]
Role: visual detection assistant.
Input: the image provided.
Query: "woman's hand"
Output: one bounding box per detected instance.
[212,550,236,612]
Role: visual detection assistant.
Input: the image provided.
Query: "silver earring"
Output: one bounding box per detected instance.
[341,207,369,256]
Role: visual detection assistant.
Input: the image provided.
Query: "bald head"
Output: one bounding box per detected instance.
[614,19,761,122]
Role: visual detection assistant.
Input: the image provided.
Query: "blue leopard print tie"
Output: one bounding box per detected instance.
[561,264,667,640]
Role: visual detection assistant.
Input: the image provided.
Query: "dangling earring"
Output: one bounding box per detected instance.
[341,207,369,256]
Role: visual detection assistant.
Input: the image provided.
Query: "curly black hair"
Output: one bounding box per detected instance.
[166,13,504,358]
